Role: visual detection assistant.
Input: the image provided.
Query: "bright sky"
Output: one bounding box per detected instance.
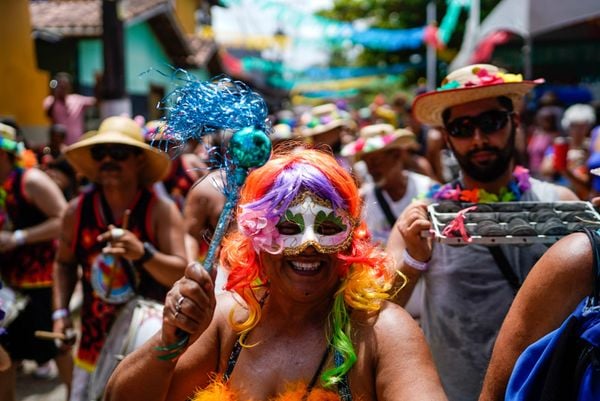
[212,0,334,69]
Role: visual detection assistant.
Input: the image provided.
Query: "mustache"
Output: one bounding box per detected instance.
[466,147,501,158]
[99,162,121,172]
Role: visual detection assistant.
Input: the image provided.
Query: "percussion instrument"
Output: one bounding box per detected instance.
[89,297,163,401]
[0,284,28,328]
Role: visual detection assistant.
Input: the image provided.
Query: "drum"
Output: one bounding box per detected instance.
[0,283,28,328]
[89,297,163,401]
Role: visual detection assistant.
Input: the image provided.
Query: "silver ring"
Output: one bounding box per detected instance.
[175,296,185,313]
[174,310,179,319]
[111,228,125,241]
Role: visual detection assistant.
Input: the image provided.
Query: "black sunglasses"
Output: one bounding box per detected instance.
[90,145,139,162]
[446,110,513,139]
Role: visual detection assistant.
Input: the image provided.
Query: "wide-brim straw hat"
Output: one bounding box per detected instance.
[65,116,170,184]
[300,103,356,137]
[413,64,543,127]
[341,124,417,158]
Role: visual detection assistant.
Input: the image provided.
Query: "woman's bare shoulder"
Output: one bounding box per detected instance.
[353,301,422,340]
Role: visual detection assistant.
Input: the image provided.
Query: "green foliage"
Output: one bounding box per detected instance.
[317,0,501,91]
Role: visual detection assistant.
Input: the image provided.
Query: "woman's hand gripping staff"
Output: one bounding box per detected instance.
[156,262,217,360]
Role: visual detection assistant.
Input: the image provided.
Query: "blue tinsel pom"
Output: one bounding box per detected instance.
[160,71,271,144]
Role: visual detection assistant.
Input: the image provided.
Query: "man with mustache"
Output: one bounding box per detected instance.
[386,64,578,401]
[53,116,187,401]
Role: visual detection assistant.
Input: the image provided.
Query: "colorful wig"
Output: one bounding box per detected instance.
[220,148,399,387]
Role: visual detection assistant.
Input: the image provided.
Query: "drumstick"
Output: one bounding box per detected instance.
[35,331,68,341]
[105,209,131,299]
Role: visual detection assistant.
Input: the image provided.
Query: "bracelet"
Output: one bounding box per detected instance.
[13,230,27,246]
[135,242,157,265]
[402,249,429,271]
[52,308,70,321]
[154,334,189,361]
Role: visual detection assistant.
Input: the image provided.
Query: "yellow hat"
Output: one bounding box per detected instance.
[65,116,171,184]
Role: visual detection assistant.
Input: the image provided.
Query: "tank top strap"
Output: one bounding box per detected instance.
[222,337,243,383]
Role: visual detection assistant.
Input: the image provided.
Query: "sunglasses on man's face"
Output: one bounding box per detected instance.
[90,145,138,162]
[445,110,513,139]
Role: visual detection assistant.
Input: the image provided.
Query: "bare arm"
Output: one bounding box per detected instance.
[22,168,67,243]
[479,233,593,401]
[144,198,188,285]
[183,173,224,245]
[375,303,448,400]
[52,199,81,340]
[555,184,579,201]
[106,263,221,401]
[99,198,187,287]
[385,200,432,306]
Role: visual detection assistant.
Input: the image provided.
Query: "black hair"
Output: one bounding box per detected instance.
[53,72,73,84]
[48,156,76,180]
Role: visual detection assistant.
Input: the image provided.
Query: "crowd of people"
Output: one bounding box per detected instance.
[0,64,599,401]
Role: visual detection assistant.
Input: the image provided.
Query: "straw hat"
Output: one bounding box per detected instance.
[300,103,355,137]
[65,116,170,184]
[0,123,25,157]
[341,124,418,158]
[412,64,543,127]
[272,123,294,141]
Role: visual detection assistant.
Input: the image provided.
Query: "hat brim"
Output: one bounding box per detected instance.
[412,81,539,127]
[342,135,418,159]
[302,119,354,137]
[302,120,344,137]
[65,131,171,184]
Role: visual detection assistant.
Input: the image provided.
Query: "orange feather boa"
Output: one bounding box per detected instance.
[192,379,343,401]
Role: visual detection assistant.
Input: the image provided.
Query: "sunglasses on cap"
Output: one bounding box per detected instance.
[90,145,140,162]
[445,110,513,139]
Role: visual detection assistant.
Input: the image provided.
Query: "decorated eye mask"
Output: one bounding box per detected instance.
[276,192,355,255]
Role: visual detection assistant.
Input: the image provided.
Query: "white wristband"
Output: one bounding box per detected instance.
[52,308,69,321]
[402,249,429,271]
[13,230,26,246]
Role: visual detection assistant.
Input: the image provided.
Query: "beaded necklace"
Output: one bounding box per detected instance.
[426,166,532,203]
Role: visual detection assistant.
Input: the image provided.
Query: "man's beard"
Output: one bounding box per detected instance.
[449,127,516,183]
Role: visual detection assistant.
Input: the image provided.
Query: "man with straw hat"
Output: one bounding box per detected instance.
[53,116,187,401]
[342,123,436,246]
[299,103,356,166]
[342,123,436,322]
[0,122,71,400]
[386,64,578,401]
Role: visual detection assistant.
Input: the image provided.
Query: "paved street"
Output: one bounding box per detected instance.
[16,361,67,401]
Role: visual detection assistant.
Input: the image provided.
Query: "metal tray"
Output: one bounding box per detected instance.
[426,201,600,245]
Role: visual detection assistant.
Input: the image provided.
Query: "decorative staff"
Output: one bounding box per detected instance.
[160,72,272,273]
